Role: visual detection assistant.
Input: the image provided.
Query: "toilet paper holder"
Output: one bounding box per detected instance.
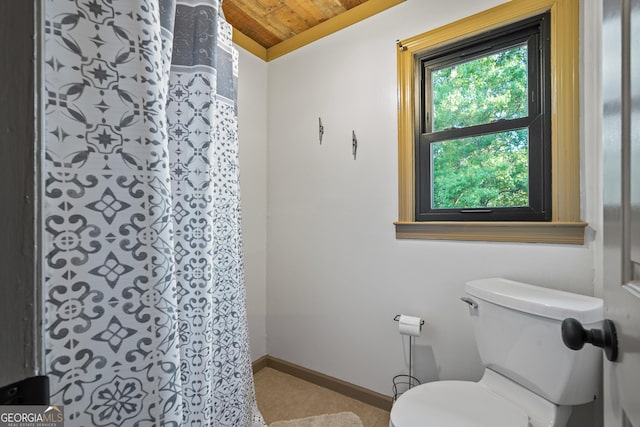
[392,314,424,400]
[393,314,425,326]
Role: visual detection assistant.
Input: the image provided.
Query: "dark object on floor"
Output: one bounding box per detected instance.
[0,376,50,405]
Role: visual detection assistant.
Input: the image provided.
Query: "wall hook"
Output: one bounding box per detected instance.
[318,117,324,144]
[352,130,357,160]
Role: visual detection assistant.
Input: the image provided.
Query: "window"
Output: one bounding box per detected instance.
[416,14,551,222]
[395,0,587,244]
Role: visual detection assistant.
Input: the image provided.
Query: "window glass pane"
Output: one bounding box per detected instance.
[431,129,529,209]
[431,45,528,132]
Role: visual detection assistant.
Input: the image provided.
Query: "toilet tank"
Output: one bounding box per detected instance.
[465,278,603,406]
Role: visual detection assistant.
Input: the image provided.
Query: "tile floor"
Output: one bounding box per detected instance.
[254,367,391,427]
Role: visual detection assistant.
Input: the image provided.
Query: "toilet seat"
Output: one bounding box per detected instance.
[390,380,530,427]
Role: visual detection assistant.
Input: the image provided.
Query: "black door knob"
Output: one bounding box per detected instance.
[561,318,618,362]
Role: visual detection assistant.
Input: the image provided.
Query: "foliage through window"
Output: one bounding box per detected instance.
[415,14,551,221]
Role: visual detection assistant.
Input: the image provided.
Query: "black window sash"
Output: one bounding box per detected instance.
[414,12,551,222]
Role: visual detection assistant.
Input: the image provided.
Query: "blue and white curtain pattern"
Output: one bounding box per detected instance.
[43,0,264,425]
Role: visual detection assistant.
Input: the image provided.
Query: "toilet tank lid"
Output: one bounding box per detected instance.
[465,278,603,324]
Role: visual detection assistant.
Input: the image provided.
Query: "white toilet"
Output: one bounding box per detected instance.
[390,277,603,427]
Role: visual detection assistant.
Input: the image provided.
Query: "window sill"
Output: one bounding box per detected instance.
[394,221,588,244]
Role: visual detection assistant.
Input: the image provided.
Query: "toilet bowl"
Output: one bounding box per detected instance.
[390,278,603,427]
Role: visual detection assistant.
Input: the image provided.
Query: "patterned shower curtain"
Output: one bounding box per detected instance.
[43,0,264,425]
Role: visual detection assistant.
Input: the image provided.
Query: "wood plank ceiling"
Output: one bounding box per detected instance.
[222,0,371,50]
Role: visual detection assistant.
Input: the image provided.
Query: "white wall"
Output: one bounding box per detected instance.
[235,0,603,425]
[263,0,602,426]
[582,1,604,299]
[238,47,268,361]
[581,2,604,425]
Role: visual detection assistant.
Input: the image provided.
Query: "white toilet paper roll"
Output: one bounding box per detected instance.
[398,314,422,337]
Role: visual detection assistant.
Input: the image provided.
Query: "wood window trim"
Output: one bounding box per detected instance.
[395,0,587,244]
